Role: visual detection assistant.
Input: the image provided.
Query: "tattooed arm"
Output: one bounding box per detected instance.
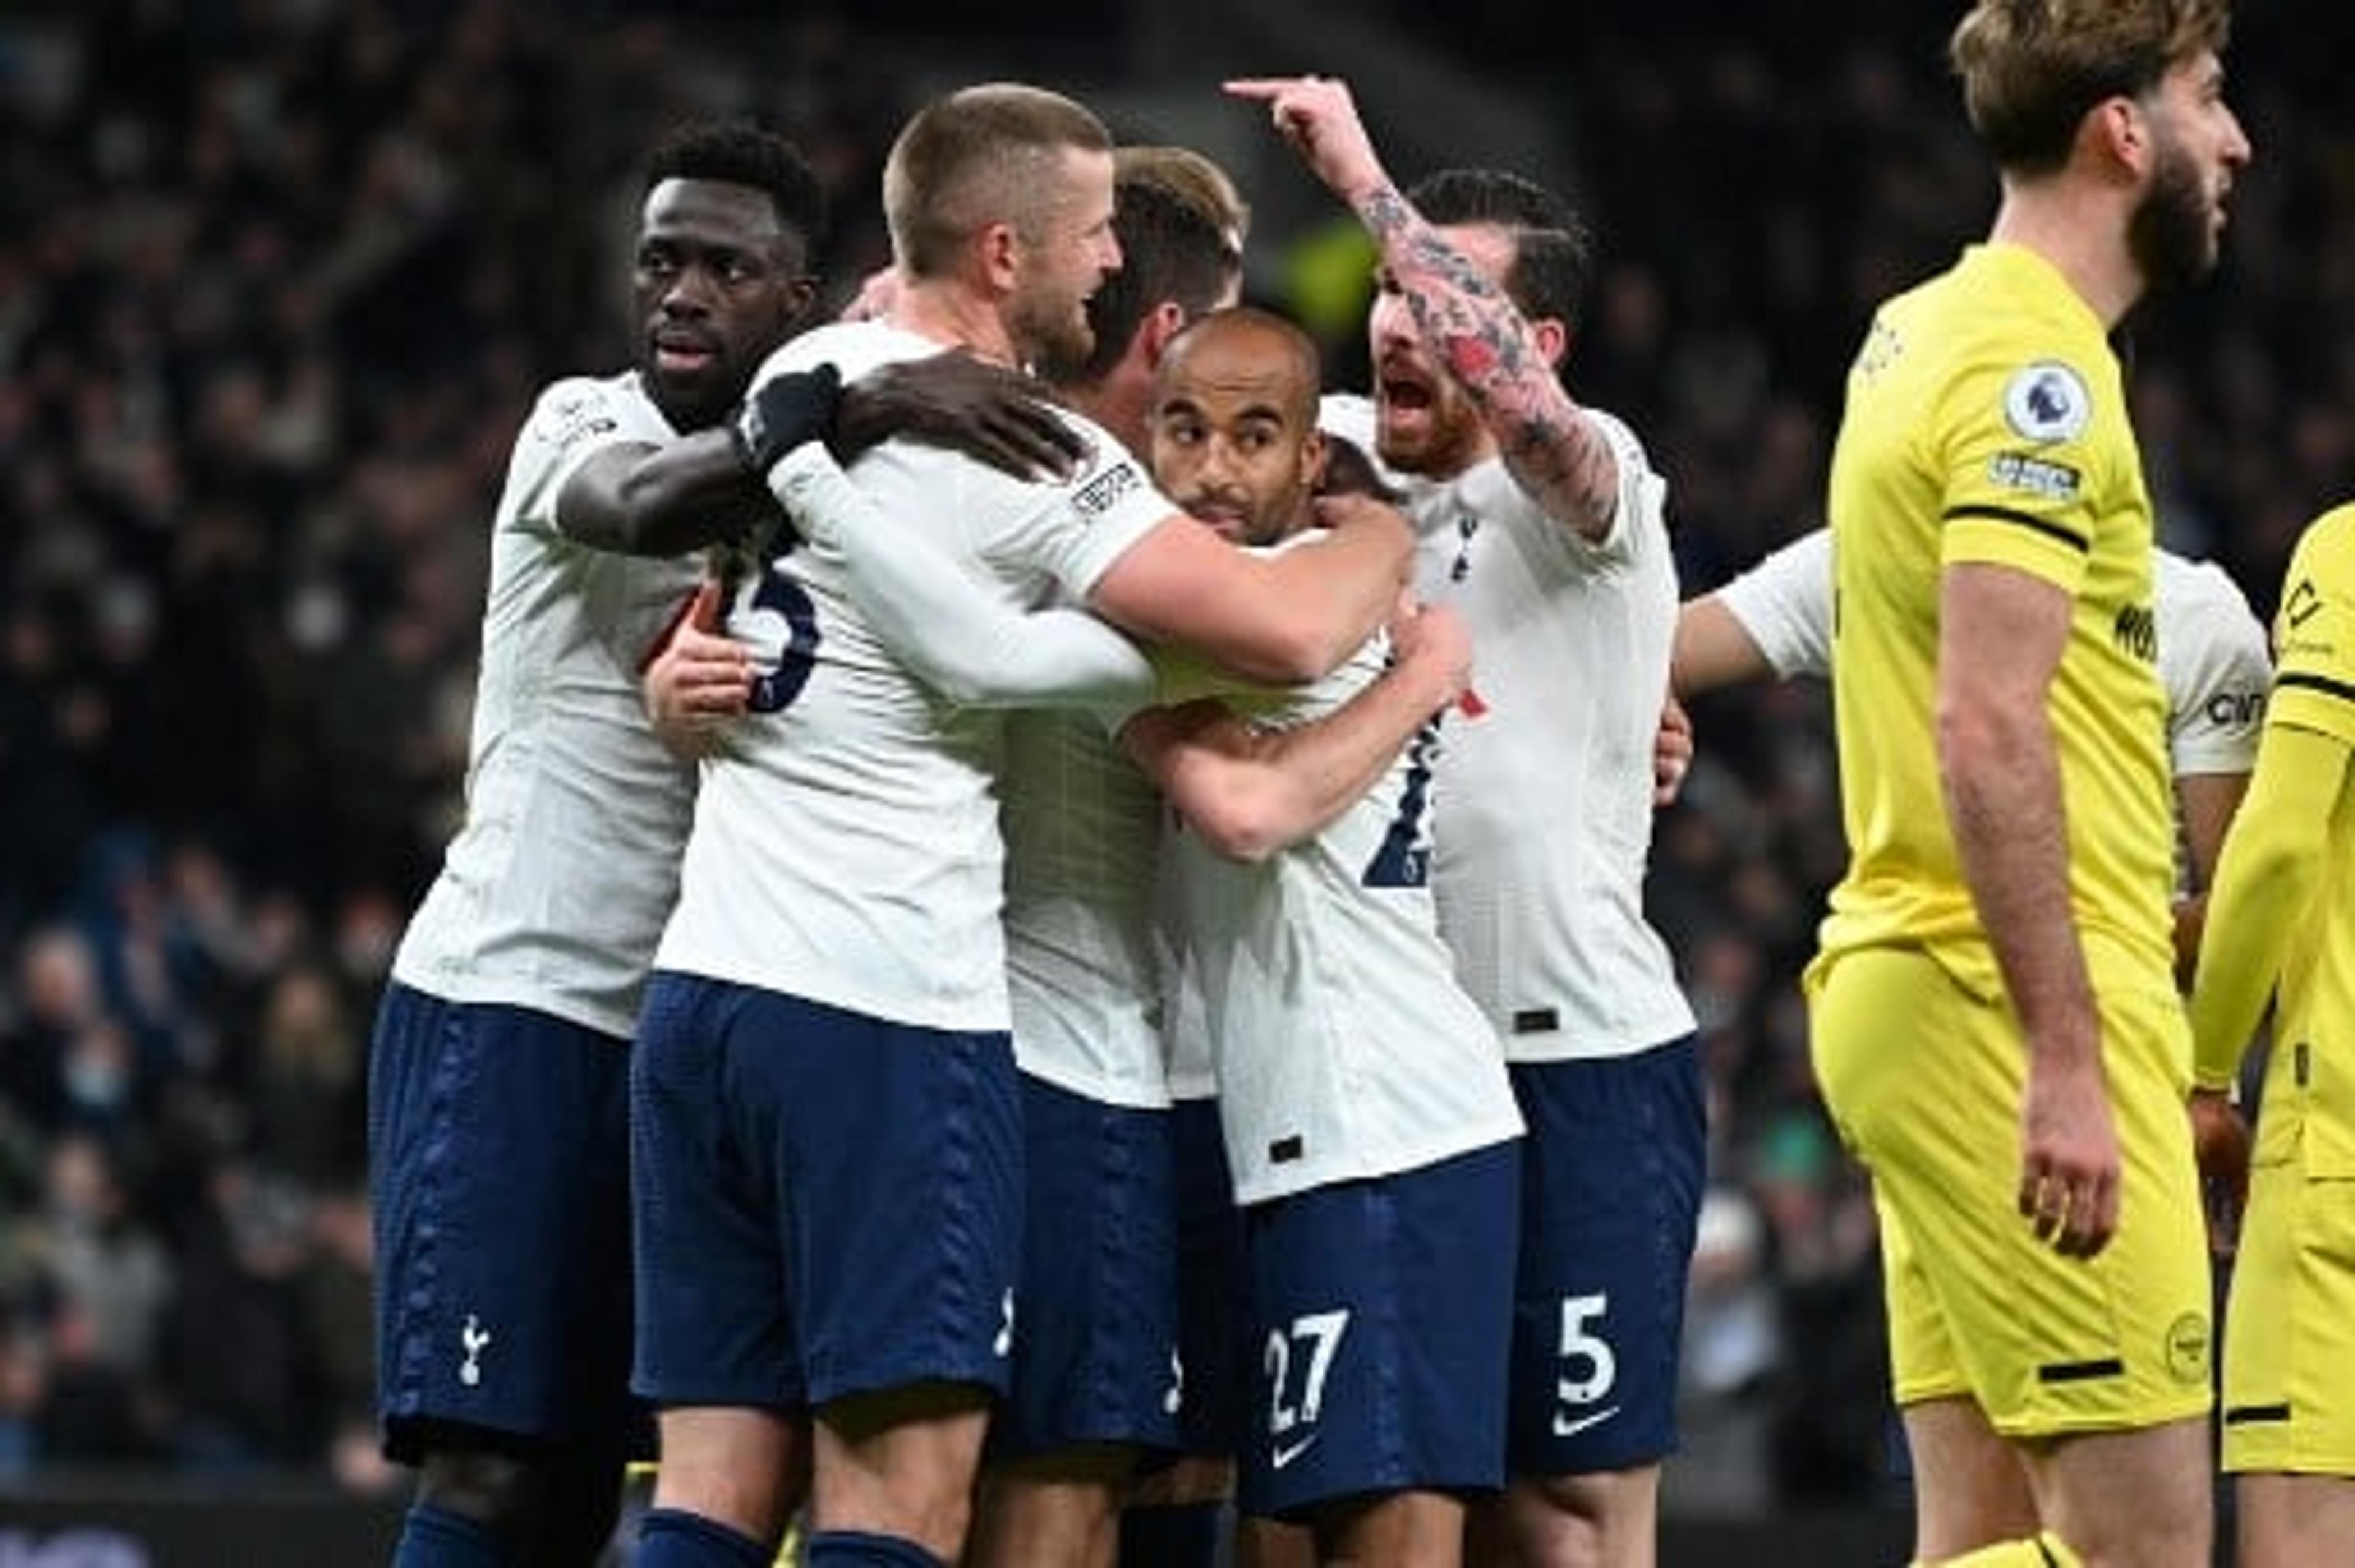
[1227,74,1622,543]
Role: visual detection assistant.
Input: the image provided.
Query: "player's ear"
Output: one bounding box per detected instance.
[2083,94,2148,182]
[1302,428,1328,491]
[975,219,1022,292]
[1530,316,1570,370]
[1139,300,1190,369]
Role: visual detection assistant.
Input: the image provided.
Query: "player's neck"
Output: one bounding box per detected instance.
[1054,379,1147,459]
[887,280,1024,370]
[1988,185,2143,329]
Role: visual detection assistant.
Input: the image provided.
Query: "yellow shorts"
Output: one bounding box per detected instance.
[2221,1040,2355,1475]
[1809,946,2212,1437]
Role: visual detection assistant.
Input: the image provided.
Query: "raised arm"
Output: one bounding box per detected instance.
[1122,602,1469,863]
[1227,74,1619,543]
[1939,560,2116,1260]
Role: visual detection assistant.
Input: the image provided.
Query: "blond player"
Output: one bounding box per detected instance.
[1803,4,2251,1565]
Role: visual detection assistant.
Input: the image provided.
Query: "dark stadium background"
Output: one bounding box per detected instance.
[0,1,2346,1559]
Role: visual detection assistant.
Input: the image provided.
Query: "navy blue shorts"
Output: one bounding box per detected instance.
[1171,1095,1249,1459]
[1238,1141,1519,1521]
[368,983,646,1461]
[1504,1036,1706,1476]
[989,1074,1181,1461]
[629,973,1023,1412]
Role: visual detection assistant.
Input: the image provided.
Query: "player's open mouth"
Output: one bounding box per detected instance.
[1379,377,1434,411]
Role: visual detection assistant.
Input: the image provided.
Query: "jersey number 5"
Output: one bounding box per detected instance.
[745,565,821,714]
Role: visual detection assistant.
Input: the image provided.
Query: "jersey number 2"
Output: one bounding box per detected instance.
[1361,720,1439,887]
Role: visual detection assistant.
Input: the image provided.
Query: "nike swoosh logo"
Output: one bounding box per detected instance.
[1554,1404,1621,1439]
[1270,1432,1320,1471]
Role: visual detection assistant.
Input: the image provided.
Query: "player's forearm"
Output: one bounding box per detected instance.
[2172,770,2251,895]
[1247,650,1453,852]
[1943,703,2100,1068]
[1218,521,1408,685]
[1353,181,1618,541]
[2187,727,2339,1087]
[1672,596,1774,698]
[557,436,775,556]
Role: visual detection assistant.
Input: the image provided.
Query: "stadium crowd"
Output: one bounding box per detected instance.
[0,0,2347,1514]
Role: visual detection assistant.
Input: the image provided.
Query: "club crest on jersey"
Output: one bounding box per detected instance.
[1072,461,1141,518]
[535,389,618,451]
[2002,362,2091,444]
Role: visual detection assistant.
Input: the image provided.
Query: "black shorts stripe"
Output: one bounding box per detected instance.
[2275,671,2355,707]
[2224,1402,2292,1426]
[1943,503,2090,553]
[2037,1356,2125,1385]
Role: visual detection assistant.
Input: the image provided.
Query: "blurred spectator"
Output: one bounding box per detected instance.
[1672,1184,1781,1516]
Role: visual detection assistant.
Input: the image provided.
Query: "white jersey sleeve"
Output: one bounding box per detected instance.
[391,372,703,1038]
[1170,615,1523,1205]
[772,443,1158,714]
[654,321,1179,1031]
[2154,551,2270,778]
[1715,527,1835,681]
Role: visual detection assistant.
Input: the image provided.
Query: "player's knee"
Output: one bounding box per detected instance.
[1522,1462,1658,1526]
[540,1452,629,1564]
[416,1444,625,1566]
[417,1447,542,1535]
[1133,1455,1233,1507]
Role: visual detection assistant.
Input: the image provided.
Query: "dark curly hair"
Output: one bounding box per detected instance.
[644,121,829,253]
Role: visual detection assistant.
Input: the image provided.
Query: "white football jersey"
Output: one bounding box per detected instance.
[1155,838,1216,1103]
[654,321,1174,1031]
[1001,706,1170,1107]
[2153,551,2270,779]
[1716,529,2270,779]
[1169,613,1523,1206]
[1323,396,1697,1065]
[392,373,703,1039]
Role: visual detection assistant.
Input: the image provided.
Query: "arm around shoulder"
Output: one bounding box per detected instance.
[1088,495,1410,686]
[1122,603,1467,863]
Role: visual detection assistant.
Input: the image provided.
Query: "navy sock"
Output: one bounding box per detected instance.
[1119,1501,1223,1568]
[803,1529,944,1566]
[635,1507,773,1568]
[392,1502,506,1568]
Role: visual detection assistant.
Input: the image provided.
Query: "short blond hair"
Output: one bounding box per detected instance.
[1114,144,1251,253]
[1951,0,2232,175]
[881,82,1112,277]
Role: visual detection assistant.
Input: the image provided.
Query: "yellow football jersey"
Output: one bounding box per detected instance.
[1820,243,2175,992]
[2250,503,2355,1172]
